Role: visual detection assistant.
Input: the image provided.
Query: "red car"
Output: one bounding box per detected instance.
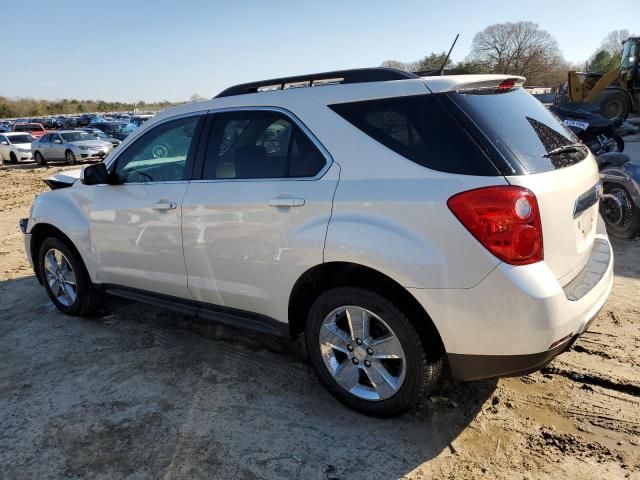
[12,123,47,138]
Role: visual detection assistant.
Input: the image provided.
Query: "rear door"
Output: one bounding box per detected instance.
[447,86,599,283]
[181,108,338,322]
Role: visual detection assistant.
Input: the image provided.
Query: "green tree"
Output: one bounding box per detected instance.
[589,50,620,73]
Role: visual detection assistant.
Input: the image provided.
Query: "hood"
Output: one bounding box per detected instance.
[43,169,83,190]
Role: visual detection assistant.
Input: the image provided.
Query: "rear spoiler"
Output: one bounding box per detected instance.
[423,75,527,94]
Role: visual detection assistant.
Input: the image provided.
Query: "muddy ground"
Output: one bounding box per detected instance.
[0,162,639,480]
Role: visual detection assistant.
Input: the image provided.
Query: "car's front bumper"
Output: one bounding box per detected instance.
[73,147,110,160]
[15,150,33,162]
[408,231,614,381]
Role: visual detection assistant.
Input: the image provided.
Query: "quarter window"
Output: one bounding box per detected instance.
[113,115,202,183]
[202,110,326,179]
[329,94,499,175]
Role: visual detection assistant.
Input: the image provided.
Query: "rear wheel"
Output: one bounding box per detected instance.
[305,287,443,417]
[601,184,640,239]
[38,237,101,316]
[598,90,631,121]
[65,150,77,164]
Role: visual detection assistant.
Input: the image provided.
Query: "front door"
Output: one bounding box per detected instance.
[182,109,338,323]
[88,113,204,299]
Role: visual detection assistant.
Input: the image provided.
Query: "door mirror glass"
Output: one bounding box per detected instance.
[81,162,110,185]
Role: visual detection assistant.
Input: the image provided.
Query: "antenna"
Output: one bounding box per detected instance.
[437,34,460,76]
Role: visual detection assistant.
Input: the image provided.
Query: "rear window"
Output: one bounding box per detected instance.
[448,88,587,173]
[329,94,499,176]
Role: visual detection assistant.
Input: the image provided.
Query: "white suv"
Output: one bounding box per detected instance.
[21,68,613,416]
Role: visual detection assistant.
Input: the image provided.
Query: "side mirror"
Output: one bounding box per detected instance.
[0,141,8,145]
[81,162,111,185]
[53,139,62,144]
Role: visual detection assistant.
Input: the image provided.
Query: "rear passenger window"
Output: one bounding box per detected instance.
[202,110,326,179]
[329,94,499,176]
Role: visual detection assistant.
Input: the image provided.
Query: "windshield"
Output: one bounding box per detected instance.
[620,40,637,69]
[449,87,588,173]
[8,134,35,144]
[61,132,94,142]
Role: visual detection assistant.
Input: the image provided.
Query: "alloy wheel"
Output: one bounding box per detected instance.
[319,306,406,401]
[44,248,77,307]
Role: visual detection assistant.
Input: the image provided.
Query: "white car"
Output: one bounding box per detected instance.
[21,68,613,417]
[0,132,35,162]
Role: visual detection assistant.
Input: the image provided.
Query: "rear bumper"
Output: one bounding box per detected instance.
[408,232,614,381]
[447,307,599,381]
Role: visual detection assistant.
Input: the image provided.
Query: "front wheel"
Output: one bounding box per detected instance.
[65,150,77,164]
[305,287,443,417]
[601,184,640,239]
[38,237,101,316]
[34,151,47,166]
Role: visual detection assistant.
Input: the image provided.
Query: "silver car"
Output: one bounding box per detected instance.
[32,130,113,165]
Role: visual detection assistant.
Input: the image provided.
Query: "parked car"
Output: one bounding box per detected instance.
[31,130,113,165]
[0,121,13,132]
[12,122,47,138]
[20,69,613,417]
[0,132,35,162]
[78,127,122,147]
[89,121,134,140]
[129,114,154,128]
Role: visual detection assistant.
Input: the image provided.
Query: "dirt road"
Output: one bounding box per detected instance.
[1,164,639,480]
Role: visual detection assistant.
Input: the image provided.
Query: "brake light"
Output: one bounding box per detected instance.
[497,78,518,92]
[447,186,543,265]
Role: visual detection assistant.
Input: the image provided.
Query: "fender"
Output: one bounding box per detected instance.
[323,212,499,290]
[27,187,97,280]
[600,162,640,208]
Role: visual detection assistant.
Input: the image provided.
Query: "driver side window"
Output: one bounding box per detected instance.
[114,115,202,183]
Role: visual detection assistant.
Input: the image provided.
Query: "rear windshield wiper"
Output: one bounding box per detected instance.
[543,143,587,158]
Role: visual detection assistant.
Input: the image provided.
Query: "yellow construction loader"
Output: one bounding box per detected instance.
[567,37,639,120]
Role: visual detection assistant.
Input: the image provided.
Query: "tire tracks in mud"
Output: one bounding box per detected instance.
[542,364,640,397]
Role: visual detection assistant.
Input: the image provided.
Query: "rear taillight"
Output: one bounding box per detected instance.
[447,186,543,265]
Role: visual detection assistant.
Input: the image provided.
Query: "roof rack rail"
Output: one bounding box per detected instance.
[215,67,419,98]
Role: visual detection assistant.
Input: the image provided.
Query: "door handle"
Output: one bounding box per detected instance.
[268,197,305,207]
[152,201,177,211]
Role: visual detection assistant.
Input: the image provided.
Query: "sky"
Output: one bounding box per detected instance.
[2,0,638,103]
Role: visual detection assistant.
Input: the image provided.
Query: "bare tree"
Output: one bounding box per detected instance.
[380,60,410,71]
[599,30,630,57]
[468,21,564,84]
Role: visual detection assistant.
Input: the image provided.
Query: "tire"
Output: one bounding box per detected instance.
[305,287,443,417]
[9,152,17,163]
[38,237,101,316]
[601,184,640,239]
[598,90,631,121]
[34,151,47,166]
[65,150,77,165]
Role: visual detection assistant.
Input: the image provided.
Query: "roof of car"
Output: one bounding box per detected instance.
[139,69,525,133]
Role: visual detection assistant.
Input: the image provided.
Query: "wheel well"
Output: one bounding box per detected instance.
[288,262,445,357]
[29,224,82,284]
